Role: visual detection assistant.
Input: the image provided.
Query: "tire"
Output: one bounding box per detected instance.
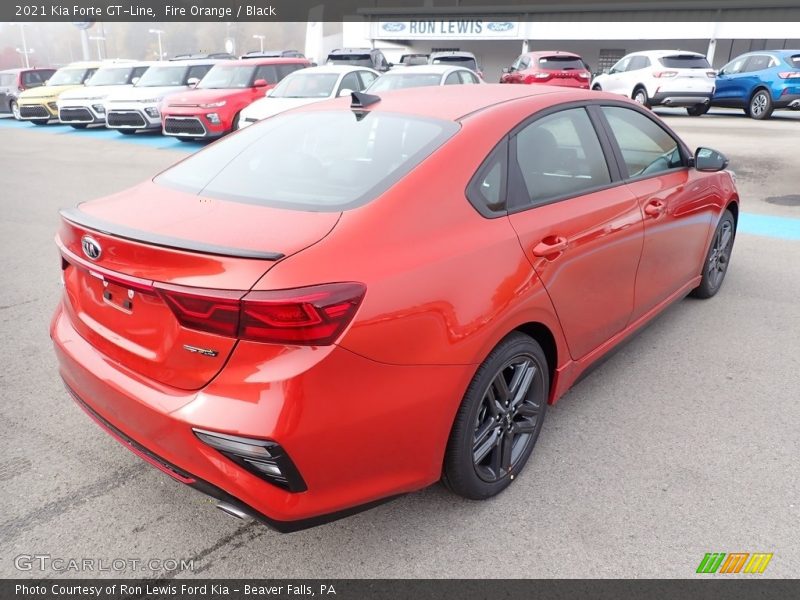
[747,89,773,120]
[691,210,736,299]
[686,104,709,116]
[442,332,549,500]
[632,86,650,108]
[31,118,49,126]
[231,111,241,132]
[70,123,88,129]
[592,84,602,91]
[117,129,136,135]
[10,100,20,120]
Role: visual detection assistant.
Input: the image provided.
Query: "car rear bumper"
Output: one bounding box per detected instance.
[51,301,469,529]
[650,91,712,107]
[774,92,800,109]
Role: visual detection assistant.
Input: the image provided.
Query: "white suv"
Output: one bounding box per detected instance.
[591,50,716,115]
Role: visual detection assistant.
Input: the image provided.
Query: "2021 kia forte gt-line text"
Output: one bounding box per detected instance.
[51,85,739,532]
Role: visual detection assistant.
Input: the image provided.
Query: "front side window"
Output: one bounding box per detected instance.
[627,56,650,71]
[338,71,361,94]
[357,70,378,89]
[722,57,747,75]
[155,111,458,211]
[187,65,213,82]
[513,108,611,208]
[611,57,631,73]
[602,106,682,178]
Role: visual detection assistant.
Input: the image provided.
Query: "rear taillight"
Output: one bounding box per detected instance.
[155,282,365,345]
[706,70,717,78]
[525,72,551,83]
[653,70,678,78]
[778,71,800,79]
[578,72,590,79]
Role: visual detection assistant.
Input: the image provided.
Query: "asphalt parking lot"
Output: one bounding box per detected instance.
[0,108,798,579]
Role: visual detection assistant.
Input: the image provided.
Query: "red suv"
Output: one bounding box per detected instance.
[501,51,591,88]
[161,58,309,140]
[52,86,738,531]
[0,67,57,119]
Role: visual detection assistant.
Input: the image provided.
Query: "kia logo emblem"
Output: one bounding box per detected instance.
[81,235,102,260]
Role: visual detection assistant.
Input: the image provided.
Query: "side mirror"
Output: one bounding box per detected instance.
[187,77,200,88]
[694,147,728,172]
[131,77,140,85]
[388,62,395,68]
[338,87,354,97]
[253,79,268,88]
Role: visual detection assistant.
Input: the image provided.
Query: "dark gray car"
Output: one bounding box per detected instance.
[0,68,56,119]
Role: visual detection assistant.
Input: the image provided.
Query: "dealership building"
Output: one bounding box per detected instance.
[322,1,800,81]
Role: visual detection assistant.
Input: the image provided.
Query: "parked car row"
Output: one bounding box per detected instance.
[500,48,800,119]
[3,54,490,141]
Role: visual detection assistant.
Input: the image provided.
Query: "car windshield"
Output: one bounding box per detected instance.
[431,56,477,71]
[269,73,339,98]
[155,110,458,210]
[328,54,372,67]
[136,65,188,87]
[367,73,442,92]
[48,68,91,86]
[659,55,711,69]
[87,67,135,86]
[538,56,586,71]
[198,65,256,89]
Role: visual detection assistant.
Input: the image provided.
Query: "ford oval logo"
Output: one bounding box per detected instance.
[81,235,102,261]
[487,22,514,32]
[382,22,406,32]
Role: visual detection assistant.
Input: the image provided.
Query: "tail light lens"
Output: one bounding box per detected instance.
[706,70,717,78]
[778,71,800,79]
[653,70,678,78]
[155,282,365,345]
[578,72,590,79]
[525,72,551,83]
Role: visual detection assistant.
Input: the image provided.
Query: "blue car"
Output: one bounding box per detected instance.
[707,50,800,119]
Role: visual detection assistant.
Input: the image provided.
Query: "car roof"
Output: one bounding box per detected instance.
[737,49,800,56]
[150,59,225,67]
[329,48,374,54]
[525,50,582,58]
[630,50,706,58]
[382,64,469,75]
[430,51,476,58]
[0,67,56,74]
[62,61,104,69]
[218,57,309,66]
[286,65,377,75]
[302,83,591,122]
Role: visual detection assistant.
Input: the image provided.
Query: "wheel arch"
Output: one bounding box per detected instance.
[749,85,772,102]
[725,198,739,230]
[513,322,558,395]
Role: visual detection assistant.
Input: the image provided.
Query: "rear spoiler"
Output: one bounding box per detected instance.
[60,207,285,261]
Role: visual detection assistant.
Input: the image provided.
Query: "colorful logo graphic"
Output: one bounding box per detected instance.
[696,552,773,574]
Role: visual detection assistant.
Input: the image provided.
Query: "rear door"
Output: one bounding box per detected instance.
[597,104,716,320]
[506,105,643,360]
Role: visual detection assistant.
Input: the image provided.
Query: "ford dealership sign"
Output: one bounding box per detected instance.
[375,19,520,39]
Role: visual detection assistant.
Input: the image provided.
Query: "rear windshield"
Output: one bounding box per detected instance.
[87,67,135,86]
[368,73,442,92]
[136,65,188,87]
[431,56,477,71]
[659,55,711,69]
[155,111,459,211]
[328,54,372,67]
[538,56,587,71]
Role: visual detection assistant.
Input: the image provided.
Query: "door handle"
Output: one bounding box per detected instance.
[644,200,666,217]
[532,236,568,257]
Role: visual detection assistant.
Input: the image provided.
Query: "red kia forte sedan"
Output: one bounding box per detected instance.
[161,57,309,140]
[501,51,592,88]
[52,85,738,531]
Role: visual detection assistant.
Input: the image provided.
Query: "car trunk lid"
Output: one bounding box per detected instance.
[57,182,340,390]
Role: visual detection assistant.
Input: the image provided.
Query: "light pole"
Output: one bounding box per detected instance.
[252,34,265,53]
[89,35,105,60]
[16,47,35,68]
[148,28,165,59]
[11,23,31,68]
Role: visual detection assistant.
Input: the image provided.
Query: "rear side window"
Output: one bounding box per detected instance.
[155,111,458,211]
[788,54,800,68]
[602,106,682,178]
[512,108,611,208]
[744,55,772,72]
[538,56,586,71]
[659,55,711,69]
